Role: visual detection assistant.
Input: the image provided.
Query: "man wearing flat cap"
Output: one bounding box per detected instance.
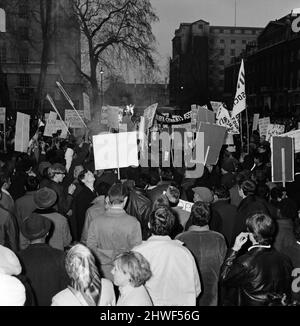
[18,213,69,306]
[32,187,71,250]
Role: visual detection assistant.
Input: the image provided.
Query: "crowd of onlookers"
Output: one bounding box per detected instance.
[0,126,300,306]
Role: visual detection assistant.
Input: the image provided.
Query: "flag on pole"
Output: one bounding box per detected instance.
[231,59,246,117]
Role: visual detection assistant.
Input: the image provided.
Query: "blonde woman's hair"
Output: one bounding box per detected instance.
[114,251,152,287]
[65,244,101,305]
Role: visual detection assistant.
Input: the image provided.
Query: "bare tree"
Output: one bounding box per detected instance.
[68,0,158,115]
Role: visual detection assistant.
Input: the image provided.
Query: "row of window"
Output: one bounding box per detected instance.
[220,39,248,44]
[212,28,259,35]
[0,45,29,64]
[219,49,236,56]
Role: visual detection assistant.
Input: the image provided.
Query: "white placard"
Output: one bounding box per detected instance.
[15,112,30,152]
[44,112,58,137]
[280,129,300,153]
[252,114,260,131]
[177,199,193,212]
[258,117,271,137]
[265,124,285,141]
[65,109,85,128]
[93,132,138,170]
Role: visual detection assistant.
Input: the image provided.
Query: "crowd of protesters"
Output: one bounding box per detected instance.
[0,124,300,306]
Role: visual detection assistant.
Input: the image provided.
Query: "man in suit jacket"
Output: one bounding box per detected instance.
[18,213,69,306]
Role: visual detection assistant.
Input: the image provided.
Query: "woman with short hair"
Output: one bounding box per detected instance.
[51,244,115,306]
[112,251,153,306]
[220,212,293,306]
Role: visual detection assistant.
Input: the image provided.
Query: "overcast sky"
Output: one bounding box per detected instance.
[149,0,300,79]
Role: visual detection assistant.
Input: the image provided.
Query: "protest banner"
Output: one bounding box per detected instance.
[231,59,246,117]
[216,104,239,135]
[252,113,260,131]
[198,123,227,165]
[279,129,300,153]
[14,112,30,153]
[155,110,191,124]
[144,103,158,131]
[44,112,58,137]
[191,105,198,130]
[93,132,138,171]
[265,124,285,141]
[258,117,270,137]
[271,136,294,185]
[65,109,85,129]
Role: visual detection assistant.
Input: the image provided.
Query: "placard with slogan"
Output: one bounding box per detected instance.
[65,110,85,129]
[252,114,260,131]
[216,104,239,134]
[144,103,158,131]
[265,124,285,141]
[93,132,138,170]
[15,112,30,153]
[280,129,300,153]
[44,112,58,137]
[178,199,193,212]
[271,136,294,183]
[198,123,227,165]
[258,117,270,137]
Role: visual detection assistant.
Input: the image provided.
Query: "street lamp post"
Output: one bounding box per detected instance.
[100,67,104,110]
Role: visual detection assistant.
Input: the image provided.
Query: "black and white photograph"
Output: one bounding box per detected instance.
[0,0,299,313]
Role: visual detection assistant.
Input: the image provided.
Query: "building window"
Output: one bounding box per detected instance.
[220,49,225,56]
[19,47,29,64]
[219,29,224,33]
[219,60,224,65]
[19,74,30,87]
[0,8,6,32]
[213,28,220,33]
[224,29,230,33]
[230,49,236,56]
[231,39,236,44]
[0,45,6,63]
[220,39,225,43]
[198,24,203,30]
[219,79,224,87]
[19,2,29,19]
[242,40,247,44]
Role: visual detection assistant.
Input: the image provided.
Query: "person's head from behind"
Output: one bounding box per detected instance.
[65,244,101,296]
[213,185,230,202]
[152,195,170,212]
[107,183,127,207]
[111,251,152,288]
[48,163,66,183]
[239,180,256,198]
[246,213,276,246]
[25,175,39,192]
[256,183,270,201]
[189,202,211,227]
[165,185,180,207]
[149,206,175,236]
[0,170,11,191]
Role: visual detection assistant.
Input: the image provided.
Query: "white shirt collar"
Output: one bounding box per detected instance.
[248,244,271,251]
[1,188,11,197]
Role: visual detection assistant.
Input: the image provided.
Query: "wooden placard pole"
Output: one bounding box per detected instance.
[281,147,286,188]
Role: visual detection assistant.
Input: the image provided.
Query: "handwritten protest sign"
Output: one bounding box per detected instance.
[178,199,194,212]
[216,104,239,134]
[144,103,158,132]
[265,124,285,141]
[44,112,58,137]
[65,110,85,129]
[258,117,270,137]
[252,114,260,131]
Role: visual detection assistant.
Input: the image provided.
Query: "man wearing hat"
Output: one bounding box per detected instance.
[40,163,75,215]
[32,187,71,250]
[18,213,69,306]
